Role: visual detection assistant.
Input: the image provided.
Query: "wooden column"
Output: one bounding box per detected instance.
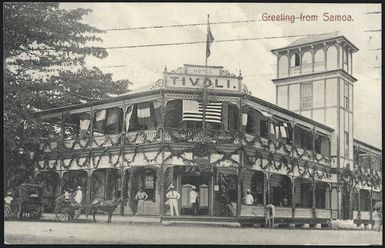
[357,190,361,220]
[324,46,327,71]
[237,98,243,217]
[120,170,126,216]
[329,185,332,218]
[105,169,110,200]
[87,107,94,213]
[288,51,291,77]
[237,152,242,217]
[209,172,214,216]
[263,172,267,205]
[267,172,271,204]
[276,54,280,78]
[160,94,166,218]
[311,46,315,73]
[369,149,373,223]
[292,176,296,219]
[176,173,181,216]
[299,48,302,75]
[312,180,316,216]
[336,186,341,219]
[85,171,92,217]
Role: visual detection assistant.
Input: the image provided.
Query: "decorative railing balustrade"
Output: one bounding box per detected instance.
[37,128,331,177]
[242,133,332,178]
[163,128,239,144]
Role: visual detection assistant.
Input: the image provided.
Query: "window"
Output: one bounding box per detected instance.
[93,108,123,136]
[301,83,313,110]
[344,132,349,158]
[126,102,157,132]
[271,119,292,145]
[344,83,349,111]
[344,47,349,70]
[291,53,301,67]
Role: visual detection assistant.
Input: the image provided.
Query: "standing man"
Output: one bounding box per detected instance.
[243,189,254,205]
[166,185,180,216]
[190,186,199,216]
[4,192,14,219]
[74,186,83,206]
[135,188,148,216]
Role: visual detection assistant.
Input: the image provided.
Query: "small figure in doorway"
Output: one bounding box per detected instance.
[135,188,148,216]
[190,186,199,216]
[280,197,288,207]
[166,185,180,216]
[243,189,254,205]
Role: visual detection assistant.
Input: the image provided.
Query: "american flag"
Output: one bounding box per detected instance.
[182,100,222,124]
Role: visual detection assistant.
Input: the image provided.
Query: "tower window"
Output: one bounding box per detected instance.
[344,132,349,158]
[291,53,301,67]
[300,83,312,110]
[344,83,349,111]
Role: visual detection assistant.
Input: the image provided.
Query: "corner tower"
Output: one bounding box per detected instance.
[271,31,359,171]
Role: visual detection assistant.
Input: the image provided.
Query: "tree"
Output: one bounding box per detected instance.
[3,2,131,190]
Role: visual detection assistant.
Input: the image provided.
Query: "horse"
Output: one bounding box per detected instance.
[88,197,123,223]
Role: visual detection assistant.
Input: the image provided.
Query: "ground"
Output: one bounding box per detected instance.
[4,219,383,245]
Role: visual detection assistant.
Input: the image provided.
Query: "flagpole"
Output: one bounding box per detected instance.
[202,14,209,142]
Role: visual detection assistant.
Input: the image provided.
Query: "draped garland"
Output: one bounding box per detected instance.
[242,135,332,180]
[36,132,241,171]
[340,164,382,190]
[36,128,379,189]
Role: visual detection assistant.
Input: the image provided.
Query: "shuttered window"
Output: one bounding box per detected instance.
[301,83,313,110]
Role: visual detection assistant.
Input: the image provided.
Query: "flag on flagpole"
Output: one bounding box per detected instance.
[183,100,222,124]
[206,18,214,58]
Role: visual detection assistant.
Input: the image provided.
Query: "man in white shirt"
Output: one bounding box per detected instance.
[165,185,180,216]
[74,186,83,205]
[243,189,254,205]
[4,192,14,219]
[190,186,199,216]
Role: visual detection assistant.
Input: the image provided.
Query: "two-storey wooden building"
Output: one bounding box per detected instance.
[33,32,381,226]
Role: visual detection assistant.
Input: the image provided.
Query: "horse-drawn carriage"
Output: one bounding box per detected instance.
[5,183,44,220]
[54,191,123,223]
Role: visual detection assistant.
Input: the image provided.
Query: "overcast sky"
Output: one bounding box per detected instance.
[60,3,382,148]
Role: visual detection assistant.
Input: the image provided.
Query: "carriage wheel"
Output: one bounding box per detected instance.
[30,209,42,220]
[55,201,70,222]
[55,208,69,222]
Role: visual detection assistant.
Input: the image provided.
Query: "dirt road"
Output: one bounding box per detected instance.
[4,220,383,245]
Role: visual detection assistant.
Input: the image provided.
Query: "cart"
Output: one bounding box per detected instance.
[12,183,44,220]
[54,195,82,222]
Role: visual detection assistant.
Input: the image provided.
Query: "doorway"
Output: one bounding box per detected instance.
[179,170,210,216]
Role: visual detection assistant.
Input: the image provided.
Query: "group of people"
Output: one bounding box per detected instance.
[63,186,83,206]
[134,184,195,217]
[165,184,199,217]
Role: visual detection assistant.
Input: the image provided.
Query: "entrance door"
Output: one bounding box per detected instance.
[180,174,210,216]
[342,187,351,220]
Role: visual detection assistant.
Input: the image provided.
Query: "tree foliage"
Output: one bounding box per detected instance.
[4,2,131,190]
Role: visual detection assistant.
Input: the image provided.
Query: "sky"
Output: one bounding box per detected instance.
[60,3,382,148]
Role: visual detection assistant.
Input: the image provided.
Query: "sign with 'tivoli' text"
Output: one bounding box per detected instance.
[164,65,241,92]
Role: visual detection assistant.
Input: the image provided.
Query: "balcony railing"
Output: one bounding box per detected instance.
[240,205,331,219]
[243,133,331,166]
